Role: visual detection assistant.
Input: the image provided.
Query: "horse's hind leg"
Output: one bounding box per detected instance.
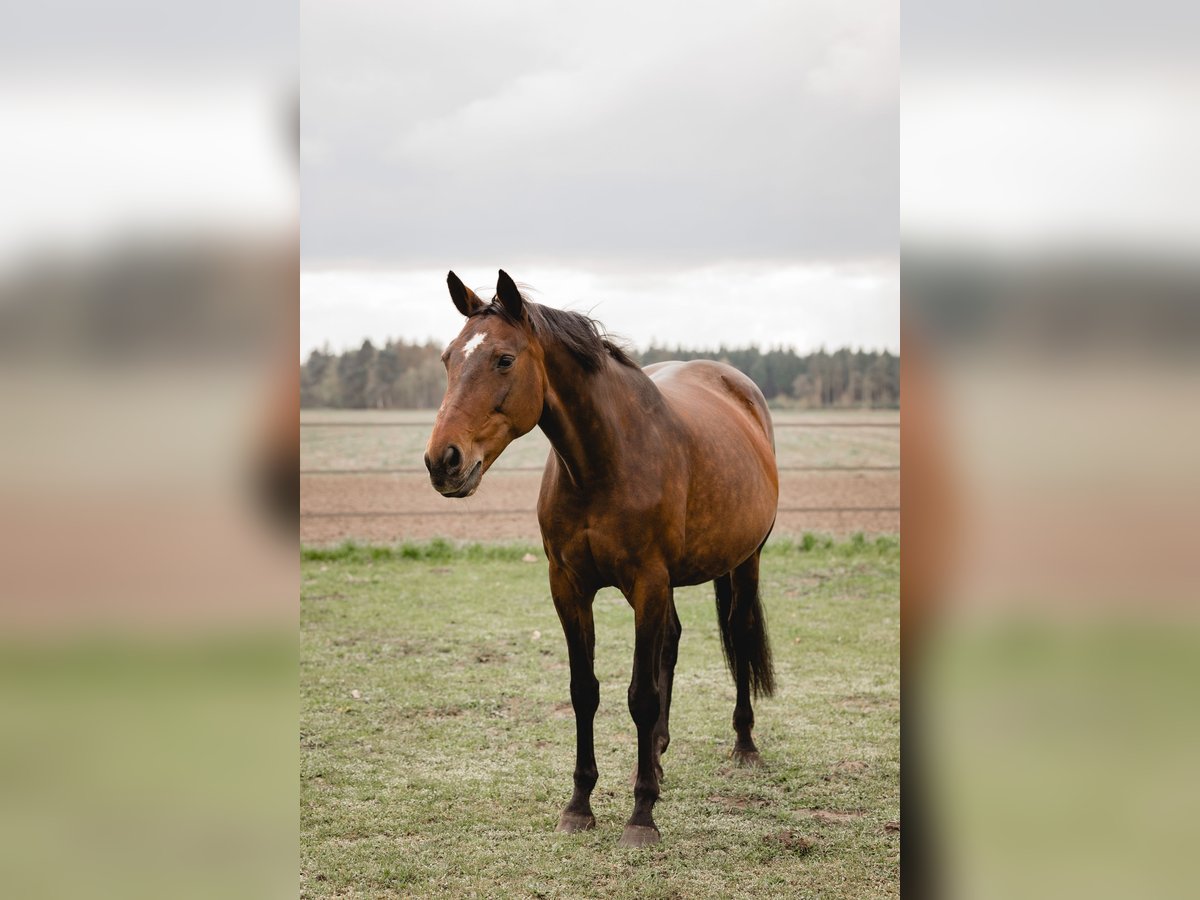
[716,551,775,765]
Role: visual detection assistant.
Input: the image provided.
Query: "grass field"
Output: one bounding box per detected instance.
[301,537,900,898]
[300,408,901,472]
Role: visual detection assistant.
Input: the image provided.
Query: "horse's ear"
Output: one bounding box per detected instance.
[495,270,524,321]
[447,271,483,317]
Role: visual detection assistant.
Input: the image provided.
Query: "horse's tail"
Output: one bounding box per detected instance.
[715,566,776,699]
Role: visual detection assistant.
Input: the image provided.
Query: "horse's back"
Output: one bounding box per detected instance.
[644,360,773,446]
[645,360,778,583]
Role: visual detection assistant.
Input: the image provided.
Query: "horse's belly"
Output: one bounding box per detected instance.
[543,359,779,589]
[669,463,777,585]
[653,368,779,585]
[674,511,774,585]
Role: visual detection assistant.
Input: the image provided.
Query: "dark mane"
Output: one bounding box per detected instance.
[476,292,636,373]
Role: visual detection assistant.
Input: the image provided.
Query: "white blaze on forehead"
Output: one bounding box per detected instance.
[461,331,487,359]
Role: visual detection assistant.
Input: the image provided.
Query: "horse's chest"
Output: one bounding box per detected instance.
[542,504,682,588]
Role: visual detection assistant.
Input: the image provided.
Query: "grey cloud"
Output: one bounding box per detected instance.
[301,0,897,265]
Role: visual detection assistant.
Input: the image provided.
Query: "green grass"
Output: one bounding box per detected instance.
[301,533,899,565]
[301,538,537,564]
[925,623,1200,900]
[0,636,294,899]
[301,537,899,898]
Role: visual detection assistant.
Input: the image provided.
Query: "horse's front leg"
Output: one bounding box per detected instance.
[550,568,599,833]
[620,572,672,848]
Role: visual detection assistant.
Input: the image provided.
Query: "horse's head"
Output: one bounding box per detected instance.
[424,270,545,498]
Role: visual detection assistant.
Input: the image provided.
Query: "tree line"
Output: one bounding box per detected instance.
[301,339,898,409]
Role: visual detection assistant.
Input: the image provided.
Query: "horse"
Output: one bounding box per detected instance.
[424,270,779,847]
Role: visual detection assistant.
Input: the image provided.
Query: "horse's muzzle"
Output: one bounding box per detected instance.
[425,444,483,498]
[441,460,482,498]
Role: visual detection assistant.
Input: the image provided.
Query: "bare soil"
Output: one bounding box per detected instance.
[300,469,898,544]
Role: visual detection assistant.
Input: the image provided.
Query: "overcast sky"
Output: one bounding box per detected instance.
[301,0,898,356]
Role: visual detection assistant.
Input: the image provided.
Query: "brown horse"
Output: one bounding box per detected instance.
[425,270,778,847]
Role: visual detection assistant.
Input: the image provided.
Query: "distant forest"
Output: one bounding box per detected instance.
[301,339,899,409]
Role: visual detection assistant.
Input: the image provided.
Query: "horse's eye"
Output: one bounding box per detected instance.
[497,354,516,370]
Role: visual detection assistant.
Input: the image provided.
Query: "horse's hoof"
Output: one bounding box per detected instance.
[618,824,661,848]
[731,748,762,767]
[556,811,596,833]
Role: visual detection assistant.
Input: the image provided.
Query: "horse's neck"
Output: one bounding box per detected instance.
[538,346,660,487]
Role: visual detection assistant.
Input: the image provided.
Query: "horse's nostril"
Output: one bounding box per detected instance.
[443,445,462,472]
